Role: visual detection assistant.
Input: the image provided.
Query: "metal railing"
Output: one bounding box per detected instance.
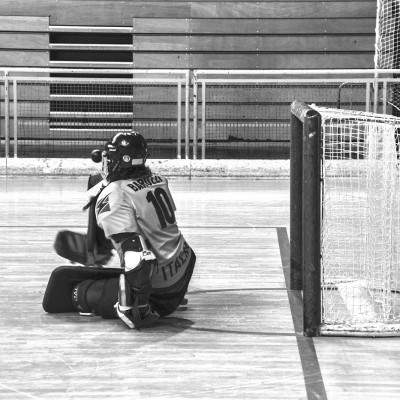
[0,68,190,159]
[193,69,400,159]
[2,68,400,159]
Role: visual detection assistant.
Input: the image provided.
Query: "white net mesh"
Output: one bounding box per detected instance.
[375,0,400,69]
[313,105,400,335]
[375,1,400,117]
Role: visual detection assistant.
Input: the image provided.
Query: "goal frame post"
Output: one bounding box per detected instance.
[290,100,322,337]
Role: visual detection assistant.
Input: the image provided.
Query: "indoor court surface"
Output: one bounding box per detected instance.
[1,176,400,400]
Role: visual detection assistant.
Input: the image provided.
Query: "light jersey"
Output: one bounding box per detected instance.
[95,174,191,291]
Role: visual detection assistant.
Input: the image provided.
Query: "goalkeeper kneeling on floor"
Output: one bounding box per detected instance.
[44,131,196,330]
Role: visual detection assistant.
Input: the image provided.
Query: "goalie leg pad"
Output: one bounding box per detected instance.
[72,279,105,315]
[42,265,121,313]
[71,278,119,319]
[72,279,97,314]
[97,278,119,319]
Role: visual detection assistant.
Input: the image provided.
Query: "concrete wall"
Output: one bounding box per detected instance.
[0,158,290,179]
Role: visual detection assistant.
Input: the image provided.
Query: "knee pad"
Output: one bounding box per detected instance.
[71,278,119,319]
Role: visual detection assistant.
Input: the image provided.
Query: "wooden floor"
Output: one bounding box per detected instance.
[0,177,400,399]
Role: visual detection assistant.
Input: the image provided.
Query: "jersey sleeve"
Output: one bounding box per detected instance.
[95,185,140,239]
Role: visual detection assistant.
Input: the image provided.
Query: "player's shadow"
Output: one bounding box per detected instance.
[157,287,296,337]
[147,315,196,331]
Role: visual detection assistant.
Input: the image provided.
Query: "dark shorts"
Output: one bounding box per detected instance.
[149,248,196,317]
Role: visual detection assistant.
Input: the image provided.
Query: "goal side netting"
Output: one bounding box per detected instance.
[375,0,400,70]
[316,105,400,336]
[375,1,400,116]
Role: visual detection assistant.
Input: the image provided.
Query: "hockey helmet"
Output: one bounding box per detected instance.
[91,131,148,175]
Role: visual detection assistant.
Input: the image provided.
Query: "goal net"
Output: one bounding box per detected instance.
[375,0,400,69]
[315,105,400,336]
[375,0,400,116]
